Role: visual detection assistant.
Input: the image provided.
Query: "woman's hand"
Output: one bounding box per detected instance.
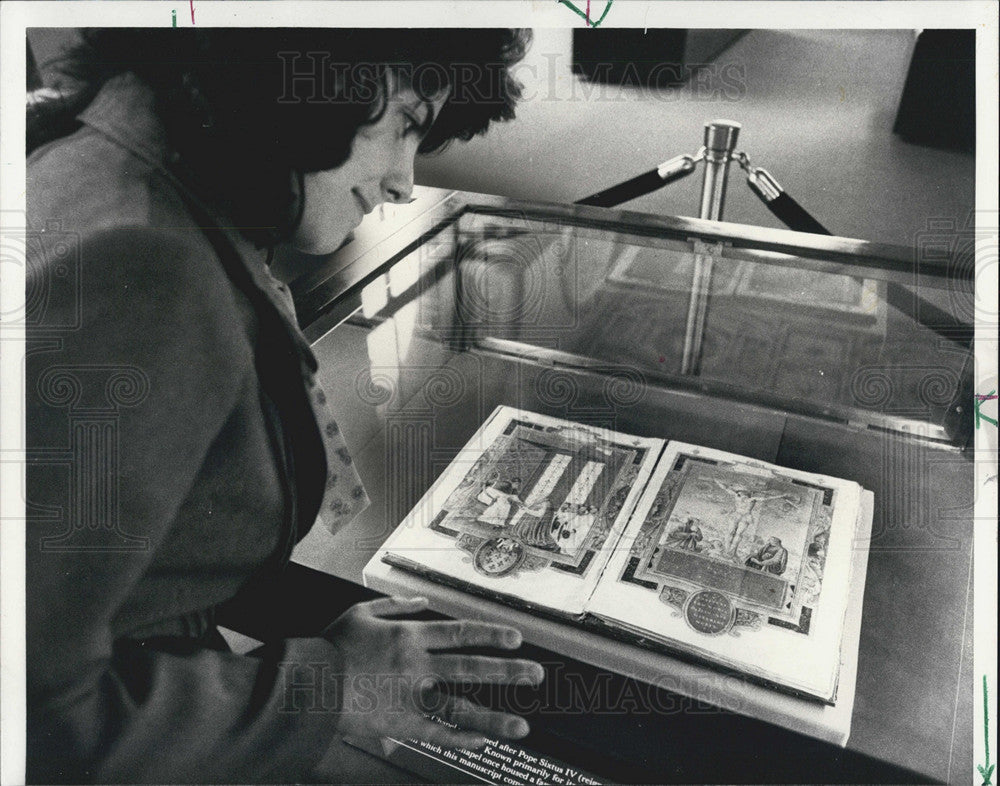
[323,596,543,749]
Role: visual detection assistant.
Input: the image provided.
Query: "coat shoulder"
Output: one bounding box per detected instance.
[27,128,256,365]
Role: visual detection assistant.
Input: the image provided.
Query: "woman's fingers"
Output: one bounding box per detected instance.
[432,695,531,740]
[361,595,429,618]
[421,619,523,651]
[429,654,545,685]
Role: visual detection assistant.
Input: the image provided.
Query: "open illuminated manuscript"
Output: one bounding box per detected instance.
[367,406,871,704]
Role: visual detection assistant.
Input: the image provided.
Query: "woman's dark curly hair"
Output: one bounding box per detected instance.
[28,28,531,246]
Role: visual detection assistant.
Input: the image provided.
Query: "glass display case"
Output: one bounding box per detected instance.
[287,189,975,782]
[293,189,973,447]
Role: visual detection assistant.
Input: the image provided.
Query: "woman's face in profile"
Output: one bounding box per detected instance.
[291,84,448,255]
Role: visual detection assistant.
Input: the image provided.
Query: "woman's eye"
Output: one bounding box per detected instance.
[402,111,424,138]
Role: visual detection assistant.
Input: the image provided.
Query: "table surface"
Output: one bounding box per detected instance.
[288,192,975,783]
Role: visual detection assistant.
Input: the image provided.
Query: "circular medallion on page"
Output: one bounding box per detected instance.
[473,537,525,577]
[683,590,735,635]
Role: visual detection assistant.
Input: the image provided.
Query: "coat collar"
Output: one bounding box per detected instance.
[77,72,318,371]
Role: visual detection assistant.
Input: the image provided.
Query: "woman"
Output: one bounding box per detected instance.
[26,28,539,783]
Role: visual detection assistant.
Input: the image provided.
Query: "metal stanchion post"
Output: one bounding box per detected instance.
[681,120,741,375]
[698,121,741,220]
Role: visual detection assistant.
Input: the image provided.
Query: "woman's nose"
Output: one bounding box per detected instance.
[380,141,417,204]
[383,182,412,204]
[381,172,413,205]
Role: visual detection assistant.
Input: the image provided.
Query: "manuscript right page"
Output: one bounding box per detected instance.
[586,441,864,703]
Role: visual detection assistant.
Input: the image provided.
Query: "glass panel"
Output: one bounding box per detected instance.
[345,204,972,446]
[698,254,969,440]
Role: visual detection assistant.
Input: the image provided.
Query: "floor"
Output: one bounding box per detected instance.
[415,29,976,249]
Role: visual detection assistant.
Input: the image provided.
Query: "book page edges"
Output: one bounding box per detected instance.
[362,556,858,746]
[363,423,874,744]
